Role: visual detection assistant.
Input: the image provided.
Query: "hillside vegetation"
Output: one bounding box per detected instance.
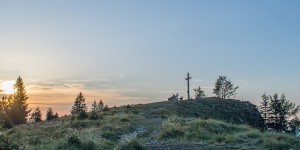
[0,98,299,150]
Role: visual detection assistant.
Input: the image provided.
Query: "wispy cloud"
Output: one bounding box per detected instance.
[64,78,111,83]
[118,73,125,78]
[64,83,85,88]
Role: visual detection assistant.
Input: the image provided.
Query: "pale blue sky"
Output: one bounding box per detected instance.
[0,1,300,114]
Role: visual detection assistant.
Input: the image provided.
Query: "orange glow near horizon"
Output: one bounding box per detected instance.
[25,83,151,117]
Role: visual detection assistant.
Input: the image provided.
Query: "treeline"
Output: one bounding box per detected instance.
[30,91,108,122]
[0,76,60,127]
[30,107,59,123]
[259,93,299,132]
[70,92,108,120]
[0,76,109,128]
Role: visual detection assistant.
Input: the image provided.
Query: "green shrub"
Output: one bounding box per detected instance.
[189,119,248,135]
[89,111,98,120]
[102,131,120,141]
[119,138,145,150]
[151,108,171,118]
[100,140,114,150]
[78,111,88,120]
[0,134,19,150]
[159,118,185,139]
[68,135,81,146]
[71,120,87,128]
[55,137,96,150]
[80,141,96,150]
[261,132,300,149]
[28,136,41,145]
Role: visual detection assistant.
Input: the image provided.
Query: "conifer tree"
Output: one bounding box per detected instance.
[97,100,104,111]
[30,107,42,122]
[259,93,270,125]
[10,76,31,124]
[71,92,87,119]
[91,100,97,111]
[0,96,12,128]
[90,100,98,120]
[268,93,299,131]
[46,107,55,120]
[194,86,206,99]
[103,105,109,111]
[54,112,59,118]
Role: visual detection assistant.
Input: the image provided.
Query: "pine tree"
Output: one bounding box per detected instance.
[194,86,206,99]
[97,100,104,111]
[89,100,98,120]
[91,100,97,111]
[213,76,238,99]
[213,78,222,98]
[46,107,55,120]
[54,112,59,118]
[0,96,13,128]
[103,105,109,111]
[268,93,299,131]
[71,92,87,119]
[259,93,270,126]
[10,76,31,125]
[30,107,42,122]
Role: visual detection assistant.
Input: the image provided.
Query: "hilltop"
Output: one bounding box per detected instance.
[0,98,299,150]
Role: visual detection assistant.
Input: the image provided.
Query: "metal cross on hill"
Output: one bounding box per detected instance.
[185,73,192,99]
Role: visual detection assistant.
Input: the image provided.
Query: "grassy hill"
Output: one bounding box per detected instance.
[0,98,299,150]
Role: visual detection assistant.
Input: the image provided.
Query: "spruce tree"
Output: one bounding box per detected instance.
[30,107,42,122]
[268,93,299,131]
[194,86,206,99]
[89,100,98,120]
[54,112,59,118]
[259,93,270,126]
[71,92,87,119]
[97,100,104,111]
[10,76,31,125]
[213,79,222,98]
[46,107,55,120]
[0,96,12,128]
[91,100,97,111]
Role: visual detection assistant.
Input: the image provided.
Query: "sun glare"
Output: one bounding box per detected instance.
[1,80,15,94]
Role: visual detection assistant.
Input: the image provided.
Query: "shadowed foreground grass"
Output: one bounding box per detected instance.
[158,117,300,150]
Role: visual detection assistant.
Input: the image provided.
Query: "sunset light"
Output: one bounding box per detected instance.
[0,1,299,149]
[0,80,15,94]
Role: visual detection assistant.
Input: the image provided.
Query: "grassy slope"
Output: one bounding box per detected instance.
[0,98,299,150]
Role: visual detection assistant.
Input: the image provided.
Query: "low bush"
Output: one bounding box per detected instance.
[101,131,120,141]
[118,138,145,150]
[159,118,185,139]
[68,135,81,146]
[0,134,19,150]
[70,120,87,128]
[150,108,171,118]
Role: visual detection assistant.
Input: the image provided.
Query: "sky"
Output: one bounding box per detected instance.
[0,1,300,116]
